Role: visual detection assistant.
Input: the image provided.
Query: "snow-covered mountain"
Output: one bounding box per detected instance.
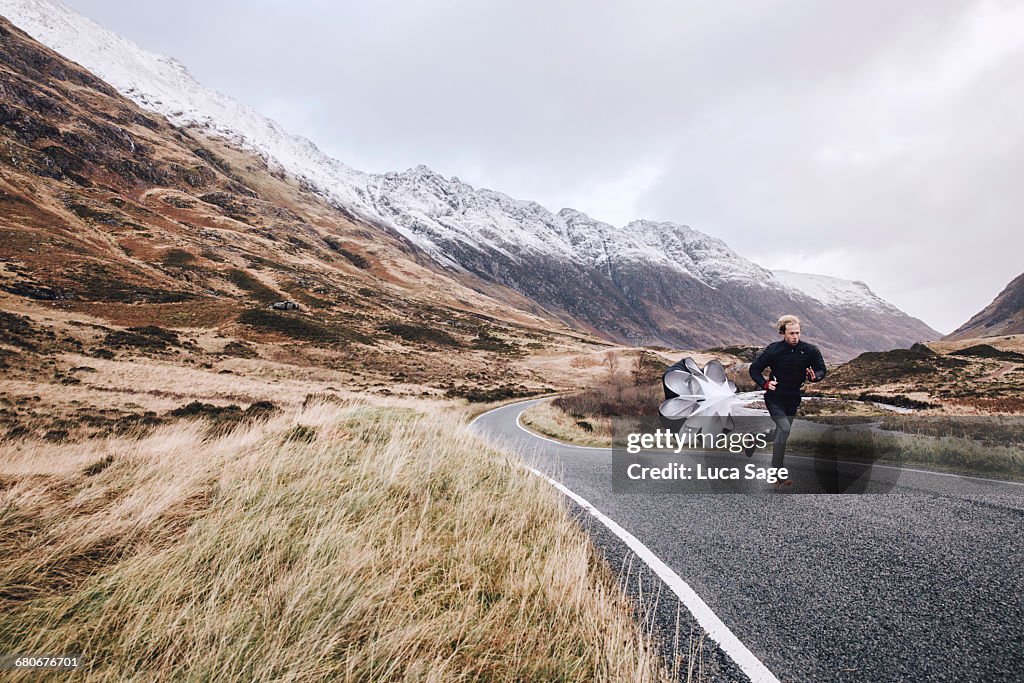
[368,166,775,287]
[1,0,939,357]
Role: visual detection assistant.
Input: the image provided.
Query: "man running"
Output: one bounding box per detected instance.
[747,315,827,484]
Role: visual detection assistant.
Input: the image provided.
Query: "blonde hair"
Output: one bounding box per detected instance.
[777,314,801,334]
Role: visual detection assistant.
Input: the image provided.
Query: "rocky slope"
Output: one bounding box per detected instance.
[1,0,939,359]
[946,271,1024,340]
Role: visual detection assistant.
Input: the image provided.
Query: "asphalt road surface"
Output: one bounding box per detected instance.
[472,399,1024,683]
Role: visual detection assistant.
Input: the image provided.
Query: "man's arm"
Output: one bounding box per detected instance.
[809,345,826,381]
[749,346,772,389]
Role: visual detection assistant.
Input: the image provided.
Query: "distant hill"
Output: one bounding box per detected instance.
[946,271,1024,340]
[812,339,1024,413]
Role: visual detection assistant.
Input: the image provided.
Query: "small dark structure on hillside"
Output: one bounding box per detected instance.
[271,301,300,311]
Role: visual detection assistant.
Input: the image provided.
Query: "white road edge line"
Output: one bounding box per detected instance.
[524,464,779,683]
[472,401,781,683]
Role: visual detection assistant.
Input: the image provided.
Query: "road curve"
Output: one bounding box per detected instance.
[471,398,1024,683]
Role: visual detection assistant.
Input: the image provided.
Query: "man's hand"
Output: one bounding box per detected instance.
[806,367,816,381]
[765,380,777,391]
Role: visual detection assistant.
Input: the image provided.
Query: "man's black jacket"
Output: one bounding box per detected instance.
[748,340,826,395]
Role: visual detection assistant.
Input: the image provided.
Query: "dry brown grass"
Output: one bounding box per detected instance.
[519,352,695,447]
[796,398,888,424]
[520,399,613,448]
[519,353,739,448]
[517,347,711,397]
[878,414,1024,447]
[0,399,673,681]
[552,366,663,421]
[928,334,1024,355]
[786,426,1024,480]
[944,396,1024,415]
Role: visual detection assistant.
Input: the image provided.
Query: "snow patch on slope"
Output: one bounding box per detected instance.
[774,270,897,311]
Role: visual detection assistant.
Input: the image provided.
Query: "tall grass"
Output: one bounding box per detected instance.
[528,355,663,447]
[879,414,1024,446]
[553,354,663,420]
[520,400,613,448]
[786,427,1024,479]
[0,400,671,681]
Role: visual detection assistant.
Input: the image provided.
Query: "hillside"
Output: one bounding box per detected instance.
[946,271,1024,340]
[1,14,629,441]
[811,338,1024,413]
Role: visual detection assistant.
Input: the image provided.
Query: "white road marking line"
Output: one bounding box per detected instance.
[523,464,779,683]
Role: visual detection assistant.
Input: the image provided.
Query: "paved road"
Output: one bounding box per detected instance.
[472,399,1024,683]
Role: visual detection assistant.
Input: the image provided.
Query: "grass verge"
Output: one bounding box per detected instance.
[0,400,672,681]
[786,426,1024,481]
[520,398,613,448]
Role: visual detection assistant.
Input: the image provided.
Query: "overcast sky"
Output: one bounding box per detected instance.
[63,0,1024,334]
